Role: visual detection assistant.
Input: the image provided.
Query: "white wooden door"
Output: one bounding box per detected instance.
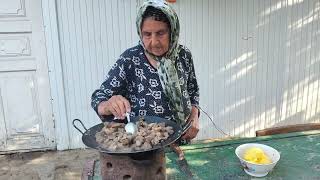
[0,0,55,152]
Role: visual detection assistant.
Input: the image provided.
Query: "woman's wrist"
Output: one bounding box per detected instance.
[98,101,111,116]
[191,106,199,118]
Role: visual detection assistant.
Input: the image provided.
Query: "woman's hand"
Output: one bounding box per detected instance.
[181,106,199,140]
[97,95,131,119]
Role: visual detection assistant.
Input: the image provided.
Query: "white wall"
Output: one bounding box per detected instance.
[52,0,320,149]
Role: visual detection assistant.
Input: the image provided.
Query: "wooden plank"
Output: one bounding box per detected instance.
[256,123,320,136]
[41,0,70,150]
[0,21,31,33]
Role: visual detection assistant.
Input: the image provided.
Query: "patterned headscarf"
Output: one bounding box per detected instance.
[136,0,191,125]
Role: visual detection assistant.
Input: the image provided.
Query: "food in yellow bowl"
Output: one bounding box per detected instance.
[244,147,271,164]
[235,143,280,177]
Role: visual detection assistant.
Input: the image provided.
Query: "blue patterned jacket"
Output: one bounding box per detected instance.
[91,44,199,122]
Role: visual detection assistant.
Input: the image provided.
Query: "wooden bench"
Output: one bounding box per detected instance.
[256,123,320,136]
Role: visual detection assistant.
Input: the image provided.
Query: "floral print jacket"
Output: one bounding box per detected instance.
[91,44,199,122]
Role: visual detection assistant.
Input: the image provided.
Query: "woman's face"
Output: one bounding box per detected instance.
[141,17,170,56]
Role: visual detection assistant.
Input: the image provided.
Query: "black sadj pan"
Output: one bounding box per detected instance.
[73,116,191,154]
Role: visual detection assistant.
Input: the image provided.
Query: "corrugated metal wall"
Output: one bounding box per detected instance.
[55,0,320,148]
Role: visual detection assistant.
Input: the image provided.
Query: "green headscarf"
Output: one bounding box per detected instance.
[136,0,191,125]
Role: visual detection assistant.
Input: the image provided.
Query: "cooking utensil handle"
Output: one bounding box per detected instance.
[170,143,194,178]
[182,119,192,134]
[72,119,87,134]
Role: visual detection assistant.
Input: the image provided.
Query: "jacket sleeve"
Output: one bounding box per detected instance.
[91,57,128,117]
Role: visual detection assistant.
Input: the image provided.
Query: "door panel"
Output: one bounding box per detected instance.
[0,34,31,57]
[0,0,26,17]
[1,72,39,136]
[0,0,55,152]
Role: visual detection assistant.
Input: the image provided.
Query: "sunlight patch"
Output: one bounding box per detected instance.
[166,168,179,175]
[189,160,209,166]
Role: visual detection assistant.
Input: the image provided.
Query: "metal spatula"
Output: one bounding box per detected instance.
[124,112,137,134]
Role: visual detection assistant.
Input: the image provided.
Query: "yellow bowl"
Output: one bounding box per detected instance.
[235,143,280,177]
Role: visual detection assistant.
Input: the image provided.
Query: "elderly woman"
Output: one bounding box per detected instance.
[91,0,199,141]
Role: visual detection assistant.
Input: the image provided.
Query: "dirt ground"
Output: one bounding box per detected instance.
[0,149,99,180]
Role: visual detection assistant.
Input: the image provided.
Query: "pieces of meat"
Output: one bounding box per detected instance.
[95,118,174,152]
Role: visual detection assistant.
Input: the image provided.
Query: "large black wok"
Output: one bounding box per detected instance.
[72,116,191,154]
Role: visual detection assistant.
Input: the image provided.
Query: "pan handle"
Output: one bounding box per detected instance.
[182,119,192,134]
[72,119,88,135]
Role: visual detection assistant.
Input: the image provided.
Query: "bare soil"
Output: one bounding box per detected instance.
[0,149,99,180]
